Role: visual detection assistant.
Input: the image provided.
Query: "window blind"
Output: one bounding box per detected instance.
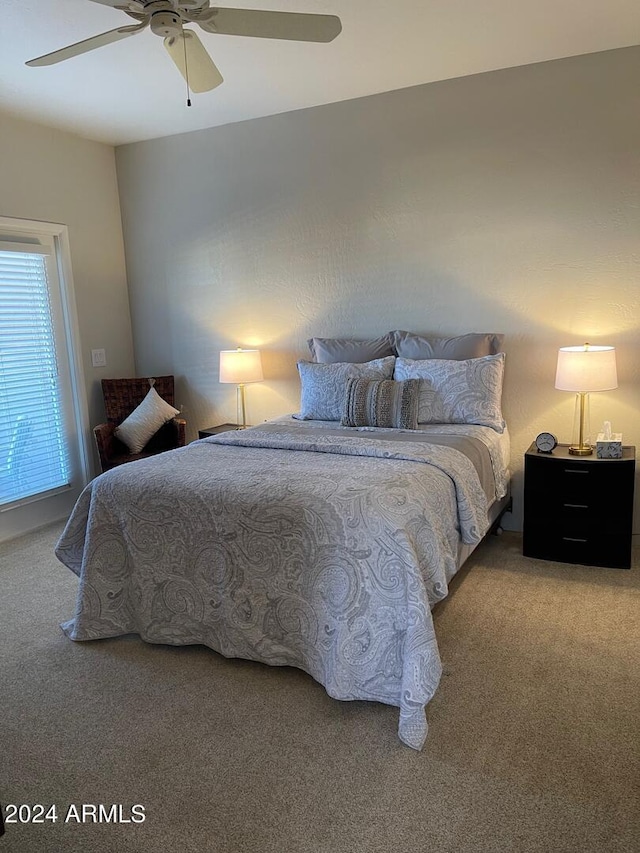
[0,246,71,506]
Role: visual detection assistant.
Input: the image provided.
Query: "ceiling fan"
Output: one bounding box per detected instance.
[26,0,342,95]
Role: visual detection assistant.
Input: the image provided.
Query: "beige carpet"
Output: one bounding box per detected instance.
[1,524,638,853]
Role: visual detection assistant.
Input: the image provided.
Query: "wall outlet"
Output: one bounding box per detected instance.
[91,348,106,368]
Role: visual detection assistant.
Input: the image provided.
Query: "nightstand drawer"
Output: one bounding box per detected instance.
[525,458,628,504]
[524,499,632,536]
[523,523,632,569]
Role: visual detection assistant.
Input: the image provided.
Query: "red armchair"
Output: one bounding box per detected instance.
[93,375,186,473]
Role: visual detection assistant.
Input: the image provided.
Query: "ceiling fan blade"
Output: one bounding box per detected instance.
[197,8,342,43]
[87,0,145,9]
[26,22,147,67]
[164,30,224,93]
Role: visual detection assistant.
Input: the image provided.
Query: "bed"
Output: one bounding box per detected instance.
[56,413,510,750]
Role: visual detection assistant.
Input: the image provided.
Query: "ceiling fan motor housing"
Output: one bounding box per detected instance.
[150,11,184,37]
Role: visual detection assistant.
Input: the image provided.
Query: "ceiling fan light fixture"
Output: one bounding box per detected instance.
[150,11,183,37]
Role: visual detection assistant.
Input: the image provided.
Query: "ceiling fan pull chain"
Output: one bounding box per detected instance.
[182,25,192,107]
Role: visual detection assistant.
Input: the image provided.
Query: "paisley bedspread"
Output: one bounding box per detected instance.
[55,422,490,749]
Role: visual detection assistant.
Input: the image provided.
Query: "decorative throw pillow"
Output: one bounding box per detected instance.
[393,331,504,360]
[297,356,396,420]
[307,334,395,364]
[341,378,420,429]
[394,353,506,432]
[115,386,180,454]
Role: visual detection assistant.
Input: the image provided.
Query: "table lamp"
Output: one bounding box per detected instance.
[219,348,263,429]
[555,343,617,455]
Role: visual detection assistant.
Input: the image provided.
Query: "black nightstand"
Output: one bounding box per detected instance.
[198,423,240,439]
[523,443,635,569]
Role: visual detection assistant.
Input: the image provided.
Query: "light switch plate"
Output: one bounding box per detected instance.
[91,348,106,368]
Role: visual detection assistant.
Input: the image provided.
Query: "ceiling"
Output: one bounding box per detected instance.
[2,0,639,147]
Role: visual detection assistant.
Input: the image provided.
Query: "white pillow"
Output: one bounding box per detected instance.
[297,356,396,420]
[394,353,506,432]
[115,386,180,454]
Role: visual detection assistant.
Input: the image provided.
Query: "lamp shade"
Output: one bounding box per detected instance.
[555,345,617,392]
[219,348,263,384]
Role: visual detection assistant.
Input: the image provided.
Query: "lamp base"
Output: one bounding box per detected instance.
[568,445,593,456]
[236,383,248,430]
[567,392,592,457]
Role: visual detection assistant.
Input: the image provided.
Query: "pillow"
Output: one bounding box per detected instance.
[341,378,420,430]
[393,330,504,360]
[307,334,395,364]
[115,386,180,454]
[394,353,506,432]
[297,357,395,420]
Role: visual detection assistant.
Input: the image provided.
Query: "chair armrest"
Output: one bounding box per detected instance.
[93,422,118,472]
[172,417,187,447]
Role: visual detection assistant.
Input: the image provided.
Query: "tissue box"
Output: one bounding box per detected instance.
[596,433,623,458]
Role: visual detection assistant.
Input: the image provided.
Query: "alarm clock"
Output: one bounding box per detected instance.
[535,432,558,453]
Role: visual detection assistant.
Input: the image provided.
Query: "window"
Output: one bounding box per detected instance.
[0,218,90,540]
[0,243,70,503]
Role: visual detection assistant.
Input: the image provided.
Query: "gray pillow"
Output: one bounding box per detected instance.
[308,334,395,364]
[297,357,396,420]
[393,331,504,360]
[394,353,506,432]
[341,378,420,430]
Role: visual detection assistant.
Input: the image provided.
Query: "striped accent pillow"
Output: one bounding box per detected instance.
[341,378,420,429]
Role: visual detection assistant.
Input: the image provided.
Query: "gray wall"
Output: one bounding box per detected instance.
[116,46,640,531]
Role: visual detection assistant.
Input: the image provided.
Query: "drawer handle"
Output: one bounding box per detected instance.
[564,468,589,475]
[562,536,588,543]
[563,503,589,509]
